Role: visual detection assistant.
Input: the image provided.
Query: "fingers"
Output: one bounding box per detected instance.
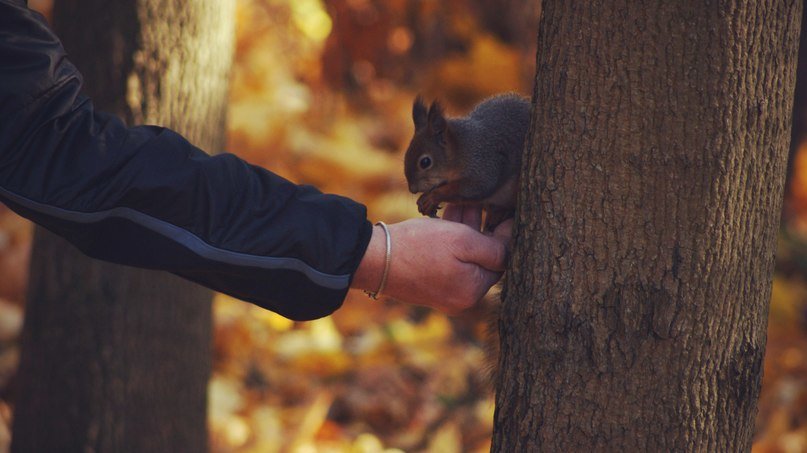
[478,267,503,293]
[441,264,501,316]
[442,204,483,231]
[441,204,462,222]
[461,265,502,314]
[455,232,508,272]
[460,206,483,230]
[491,218,513,242]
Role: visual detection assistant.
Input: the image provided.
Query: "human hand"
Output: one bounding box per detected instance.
[442,203,515,251]
[352,212,512,315]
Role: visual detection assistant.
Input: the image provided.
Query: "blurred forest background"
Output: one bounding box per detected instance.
[0,0,805,451]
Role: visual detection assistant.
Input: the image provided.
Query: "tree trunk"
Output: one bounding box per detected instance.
[11,1,234,452]
[493,2,801,452]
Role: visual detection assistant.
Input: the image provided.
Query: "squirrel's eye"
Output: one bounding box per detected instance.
[419,156,432,170]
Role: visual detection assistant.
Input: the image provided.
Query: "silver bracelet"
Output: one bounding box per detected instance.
[365,221,391,300]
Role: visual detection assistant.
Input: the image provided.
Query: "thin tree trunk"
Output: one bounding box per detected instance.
[493,2,801,451]
[11,1,234,451]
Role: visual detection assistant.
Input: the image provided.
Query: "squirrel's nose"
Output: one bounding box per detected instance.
[408,183,418,194]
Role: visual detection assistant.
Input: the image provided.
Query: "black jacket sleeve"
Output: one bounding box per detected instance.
[0,0,374,320]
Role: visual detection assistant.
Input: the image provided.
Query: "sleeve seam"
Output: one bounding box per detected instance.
[0,183,352,289]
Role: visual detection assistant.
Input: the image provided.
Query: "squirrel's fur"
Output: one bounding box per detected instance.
[404,93,531,230]
[404,93,531,387]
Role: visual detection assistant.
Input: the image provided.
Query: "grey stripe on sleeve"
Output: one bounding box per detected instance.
[0,186,349,290]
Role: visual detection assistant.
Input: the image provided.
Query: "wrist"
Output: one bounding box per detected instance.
[365,222,391,298]
[351,223,386,292]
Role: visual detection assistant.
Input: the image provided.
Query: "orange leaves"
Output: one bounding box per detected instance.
[0,207,31,304]
[785,141,807,238]
[211,290,496,452]
[430,34,524,106]
[753,326,807,453]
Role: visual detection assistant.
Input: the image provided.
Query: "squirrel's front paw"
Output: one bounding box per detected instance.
[417,192,441,217]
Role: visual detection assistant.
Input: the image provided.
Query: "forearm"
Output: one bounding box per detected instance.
[351,225,386,293]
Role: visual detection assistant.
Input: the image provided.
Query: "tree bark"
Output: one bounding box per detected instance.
[493,2,801,452]
[11,1,234,452]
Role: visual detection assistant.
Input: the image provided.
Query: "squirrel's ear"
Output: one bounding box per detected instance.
[412,96,428,130]
[428,100,447,134]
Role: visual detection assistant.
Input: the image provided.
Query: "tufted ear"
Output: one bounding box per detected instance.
[412,96,428,130]
[427,100,447,134]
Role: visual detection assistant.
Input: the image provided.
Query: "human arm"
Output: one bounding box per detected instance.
[0,0,510,320]
[0,0,372,320]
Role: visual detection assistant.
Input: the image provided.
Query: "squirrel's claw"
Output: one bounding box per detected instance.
[417,192,441,217]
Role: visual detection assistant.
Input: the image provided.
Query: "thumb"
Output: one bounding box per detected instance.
[491,218,514,242]
[457,232,508,272]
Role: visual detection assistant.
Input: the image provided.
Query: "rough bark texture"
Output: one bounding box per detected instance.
[493,2,801,452]
[11,1,234,452]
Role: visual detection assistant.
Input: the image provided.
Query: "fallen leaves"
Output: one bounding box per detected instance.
[210,293,495,452]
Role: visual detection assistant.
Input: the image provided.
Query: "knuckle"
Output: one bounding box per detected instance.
[451,234,474,258]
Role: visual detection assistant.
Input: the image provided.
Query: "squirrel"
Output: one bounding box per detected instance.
[404,93,532,387]
[404,93,531,231]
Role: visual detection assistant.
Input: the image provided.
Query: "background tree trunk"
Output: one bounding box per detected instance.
[11,1,234,451]
[493,2,801,451]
